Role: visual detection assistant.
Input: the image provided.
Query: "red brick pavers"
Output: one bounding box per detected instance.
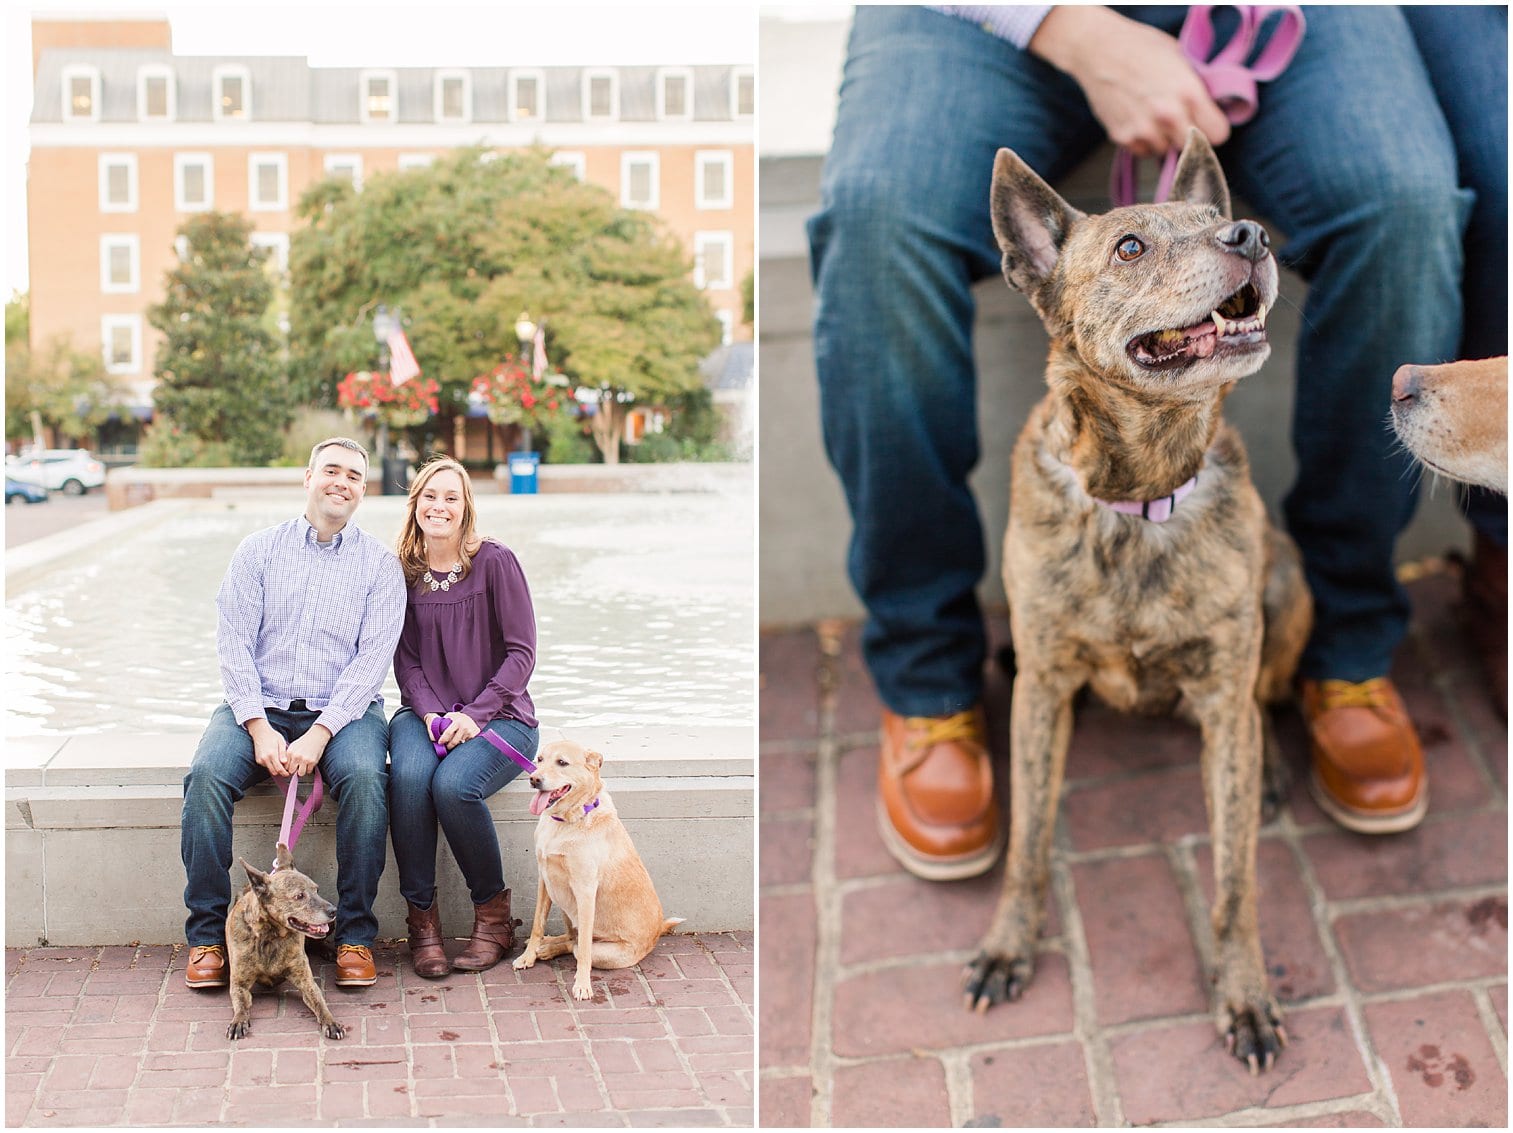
[759,564,1507,1127]
[6,932,752,1127]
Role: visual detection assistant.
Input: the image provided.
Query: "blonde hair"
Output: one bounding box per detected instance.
[396,457,481,588]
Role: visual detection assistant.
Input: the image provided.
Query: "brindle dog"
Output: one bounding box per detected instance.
[964,131,1311,1073]
[226,843,346,1041]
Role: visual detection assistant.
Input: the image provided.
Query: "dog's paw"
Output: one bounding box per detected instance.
[1222,999,1286,1075]
[962,951,1033,1013]
[572,977,594,1001]
[324,1021,347,1041]
[227,1020,250,1041]
[512,952,536,971]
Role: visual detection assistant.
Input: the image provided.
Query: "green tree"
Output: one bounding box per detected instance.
[146,212,289,465]
[5,291,127,445]
[741,268,754,327]
[289,147,721,464]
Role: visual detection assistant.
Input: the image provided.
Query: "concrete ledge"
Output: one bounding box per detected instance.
[5,725,753,946]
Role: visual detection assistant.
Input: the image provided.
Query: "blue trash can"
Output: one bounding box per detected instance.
[508,452,540,495]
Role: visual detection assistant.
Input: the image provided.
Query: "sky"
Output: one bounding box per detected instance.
[3,0,758,298]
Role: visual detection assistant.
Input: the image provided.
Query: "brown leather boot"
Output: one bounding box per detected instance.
[1302,678,1427,834]
[1463,530,1507,719]
[405,900,451,978]
[877,707,1002,880]
[452,890,517,971]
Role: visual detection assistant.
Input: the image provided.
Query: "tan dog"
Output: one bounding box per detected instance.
[512,740,682,1000]
[1390,356,1508,493]
[969,131,1312,1074]
[227,843,345,1041]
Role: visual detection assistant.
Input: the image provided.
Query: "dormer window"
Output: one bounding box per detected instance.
[62,65,100,123]
[732,67,754,119]
[657,68,693,121]
[214,66,251,121]
[583,70,617,121]
[360,70,397,123]
[137,65,175,121]
[434,70,470,123]
[511,70,543,121]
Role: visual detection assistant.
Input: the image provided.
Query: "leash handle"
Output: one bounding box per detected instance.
[1110,5,1306,207]
[270,769,324,869]
[429,706,536,774]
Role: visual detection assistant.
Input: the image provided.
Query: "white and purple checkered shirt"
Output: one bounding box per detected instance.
[930,5,1052,49]
[216,516,407,737]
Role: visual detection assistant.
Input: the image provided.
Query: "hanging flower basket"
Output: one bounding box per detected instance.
[470,361,568,430]
[338,370,440,429]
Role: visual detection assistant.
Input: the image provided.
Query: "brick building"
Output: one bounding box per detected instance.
[25,14,754,452]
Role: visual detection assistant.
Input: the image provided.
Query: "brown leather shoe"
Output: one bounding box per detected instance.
[404,900,451,979]
[1302,678,1427,834]
[184,944,227,989]
[334,944,377,987]
[1463,530,1507,719]
[452,889,518,972]
[877,707,1003,880]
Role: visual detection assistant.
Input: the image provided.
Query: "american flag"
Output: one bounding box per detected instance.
[532,324,547,381]
[387,330,421,385]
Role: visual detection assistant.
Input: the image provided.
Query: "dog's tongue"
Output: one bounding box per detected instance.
[530,790,553,817]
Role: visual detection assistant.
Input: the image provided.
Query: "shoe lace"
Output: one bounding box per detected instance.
[908,710,982,748]
[191,944,223,957]
[1315,678,1393,711]
[337,944,371,960]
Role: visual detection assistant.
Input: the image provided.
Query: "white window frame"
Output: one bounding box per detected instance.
[62,65,101,124]
[136,64,176,122]
[656,67,694,122]
[716,309,734,346]
[213,65,252,122]
[174,153,214,212]
[433,69,471,123]
[398,153,435,171]
[694,230,733,291]
[731,67,754,119]
[550,151,586,181]
[582,69,618,122]
[510,69,544,121]
[696,150,734,210]
[620,151,659,211]
[250,231,290,275]
[323,154,364,190]
[98,154,138,213]
[101,315,142,375]
[100,235,140,294]
[248,152,288,211]
[359,69,398,124]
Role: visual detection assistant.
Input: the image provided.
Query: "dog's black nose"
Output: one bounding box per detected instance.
[1218,220,1269,262]
[529,776,541,789]
[1392,364,1423,404]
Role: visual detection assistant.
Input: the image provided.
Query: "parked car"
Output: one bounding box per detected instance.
[5,449,107,495]
[5,477,49,505]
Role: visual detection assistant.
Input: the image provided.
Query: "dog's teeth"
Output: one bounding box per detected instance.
[1212,311,1228,336]
[1256,302,1268,327]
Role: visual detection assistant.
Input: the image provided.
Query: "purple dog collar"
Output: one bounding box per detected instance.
[428,708,535,774]
[551,797,600,823]
[1093,473,1199,524]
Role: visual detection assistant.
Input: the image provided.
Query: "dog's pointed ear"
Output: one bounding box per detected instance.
[241,858,271,896]
[274,843,293,871]
[991,148,1084,296]
[1169,128,1231,218]
[585,748,604,772]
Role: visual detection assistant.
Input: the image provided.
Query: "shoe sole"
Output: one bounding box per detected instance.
[1308,767,1428,835]
[875,797,1005,881]
[334,975,377,987]
[184,975,228,989]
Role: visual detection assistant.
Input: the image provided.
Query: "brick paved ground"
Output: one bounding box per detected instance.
[6,932,752,1127]
[759,562,1507,1127]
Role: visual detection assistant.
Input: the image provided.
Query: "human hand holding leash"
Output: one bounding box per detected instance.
[284,725,330,777]
[247,718,290,777]
[437,711,481,750]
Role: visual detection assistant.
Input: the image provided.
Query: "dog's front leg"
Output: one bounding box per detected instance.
[512,876,554,970]
[964,667,1076,1011]
[290,962,345,1041]
[227,966,254,1041]
[1192,686,1284,1074]
[568,877,598,1001]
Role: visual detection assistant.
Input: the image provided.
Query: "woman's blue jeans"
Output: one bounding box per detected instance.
[809,5,1506,714]
[181,700,390,948]
[387,707,539,908]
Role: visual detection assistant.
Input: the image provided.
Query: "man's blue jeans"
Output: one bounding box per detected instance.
[181,700,390,948]
[810,5,1505,716]
[387,707,539,908]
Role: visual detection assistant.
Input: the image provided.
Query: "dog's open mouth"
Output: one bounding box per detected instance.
[1128,282,1268,370]
[530,785,572,817]
[289,918,331,939]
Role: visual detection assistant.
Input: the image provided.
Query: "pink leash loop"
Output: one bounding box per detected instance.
[430,706,536,774]
[269,769,324,870]
[1110,5,1306,207]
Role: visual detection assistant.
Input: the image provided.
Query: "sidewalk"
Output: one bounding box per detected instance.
[759,561,1507,1127]
[7,933,752,1127]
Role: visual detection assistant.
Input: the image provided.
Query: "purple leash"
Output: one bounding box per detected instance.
[269,770,324,871]
[1111,5,1306,206]
[429,709,535,774]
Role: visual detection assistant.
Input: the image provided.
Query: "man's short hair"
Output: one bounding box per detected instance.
[308,436,369,473]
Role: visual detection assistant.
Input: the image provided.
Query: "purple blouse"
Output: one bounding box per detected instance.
[394,539,538,728]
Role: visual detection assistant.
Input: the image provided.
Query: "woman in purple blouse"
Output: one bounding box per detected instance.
[389,457,540,977]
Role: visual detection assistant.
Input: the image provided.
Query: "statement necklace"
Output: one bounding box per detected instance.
[422,562,462,592]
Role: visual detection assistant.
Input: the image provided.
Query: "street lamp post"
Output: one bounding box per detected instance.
[514,310,536,453]
[372,304,402,494]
